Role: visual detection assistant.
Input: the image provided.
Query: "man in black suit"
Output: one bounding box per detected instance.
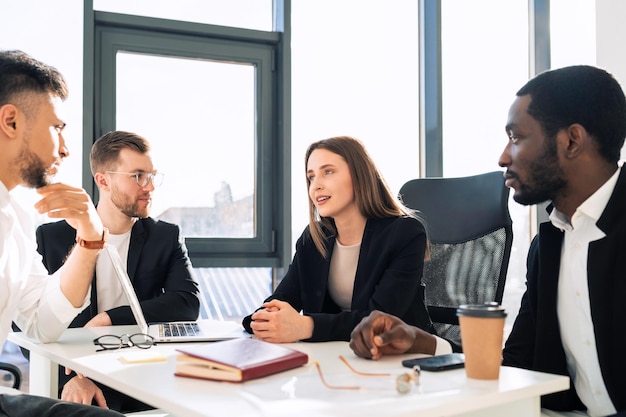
[498,66,626,417]
[349,65,626,417]
[35,130,200,412]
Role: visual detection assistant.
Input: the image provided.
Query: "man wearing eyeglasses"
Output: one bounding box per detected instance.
[30,130,200,413]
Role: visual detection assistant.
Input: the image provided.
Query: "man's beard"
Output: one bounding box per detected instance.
[511,138,567,206]
[111,186,150,218]
[17,145,50,189]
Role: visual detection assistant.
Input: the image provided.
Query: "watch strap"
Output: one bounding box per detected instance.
[76,228,109,250]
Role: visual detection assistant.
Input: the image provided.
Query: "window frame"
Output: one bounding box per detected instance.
[87,8,291,269]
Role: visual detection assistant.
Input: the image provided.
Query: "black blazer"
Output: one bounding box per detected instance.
[503,165,626,415]
[243,216,435,341]
[36,218,200,327]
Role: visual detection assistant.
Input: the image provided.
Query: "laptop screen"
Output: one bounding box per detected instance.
[103,244,150,333]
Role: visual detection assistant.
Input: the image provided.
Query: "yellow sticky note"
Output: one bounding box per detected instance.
[119,351,168,364]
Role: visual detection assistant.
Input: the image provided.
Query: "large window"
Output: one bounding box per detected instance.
[290,0,420,240]
[92,8,288,269]
[93,0,273,31]
[440,0,531,332]
[550,0,596,69]
[439,0,597,334]
[1,0,606,326]
[115,53,256,239]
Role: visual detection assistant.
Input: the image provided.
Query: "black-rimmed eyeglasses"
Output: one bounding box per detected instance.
[93,333,156,352]
[105,171,164,187]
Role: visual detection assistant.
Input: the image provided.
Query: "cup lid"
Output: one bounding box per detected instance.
[456,302,507,318]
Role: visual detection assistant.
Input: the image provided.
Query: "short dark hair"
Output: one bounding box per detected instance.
[0,50,68,106]
[90,131,151,175]
[517,65,626,164]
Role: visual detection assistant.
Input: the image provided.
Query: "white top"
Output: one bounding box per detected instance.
[96,229,131,312]
[328,239,360,311]
[549,168,619,417]
[0,181,87,346]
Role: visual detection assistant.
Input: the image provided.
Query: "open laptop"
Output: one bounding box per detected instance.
[103,244,249,343]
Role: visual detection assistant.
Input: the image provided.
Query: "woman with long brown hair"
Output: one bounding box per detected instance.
[242,136,451,354]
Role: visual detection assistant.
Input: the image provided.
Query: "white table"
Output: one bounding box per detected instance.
[9,326,569,417]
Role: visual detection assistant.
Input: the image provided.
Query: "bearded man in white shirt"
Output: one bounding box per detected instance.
[0,49,124,416]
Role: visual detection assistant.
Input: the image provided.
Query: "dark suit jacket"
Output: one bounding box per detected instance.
[503,165,626,415]
[34,217,200,408]
[243,216,435,341]
[36,217,200,326]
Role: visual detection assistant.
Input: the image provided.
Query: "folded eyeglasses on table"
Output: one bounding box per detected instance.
[93,333,156,352]
[315,355,421,394]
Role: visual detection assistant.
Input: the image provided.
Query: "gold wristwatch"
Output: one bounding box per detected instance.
[75,228,109,250]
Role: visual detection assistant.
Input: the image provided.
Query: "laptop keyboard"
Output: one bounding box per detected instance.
[160,322,201,337]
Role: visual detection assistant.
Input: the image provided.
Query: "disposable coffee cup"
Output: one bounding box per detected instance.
[456,302,507,380]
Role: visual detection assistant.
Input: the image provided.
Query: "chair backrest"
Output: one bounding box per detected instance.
[398,171,513,347]
[0,361,22,390]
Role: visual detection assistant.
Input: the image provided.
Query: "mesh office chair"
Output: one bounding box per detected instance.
[398,171,513,348]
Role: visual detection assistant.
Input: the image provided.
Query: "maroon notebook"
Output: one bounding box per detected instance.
[175,337,309,382]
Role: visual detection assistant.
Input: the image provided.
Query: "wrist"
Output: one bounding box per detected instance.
[301,315,314,339]
[409,327,437,355]
[76,228,108,250]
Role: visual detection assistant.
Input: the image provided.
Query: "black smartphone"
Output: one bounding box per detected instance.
[401,353,465,371]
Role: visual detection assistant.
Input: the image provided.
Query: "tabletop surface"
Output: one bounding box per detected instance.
[9,324,570,417]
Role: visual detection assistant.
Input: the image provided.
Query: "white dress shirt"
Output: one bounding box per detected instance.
[0,181,88,349]
[549,169,619,417]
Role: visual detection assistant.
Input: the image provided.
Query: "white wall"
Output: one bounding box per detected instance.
[596,0,626,89]
[596,0,626,160]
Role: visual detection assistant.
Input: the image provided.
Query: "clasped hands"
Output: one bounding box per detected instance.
[249,300,314,343]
